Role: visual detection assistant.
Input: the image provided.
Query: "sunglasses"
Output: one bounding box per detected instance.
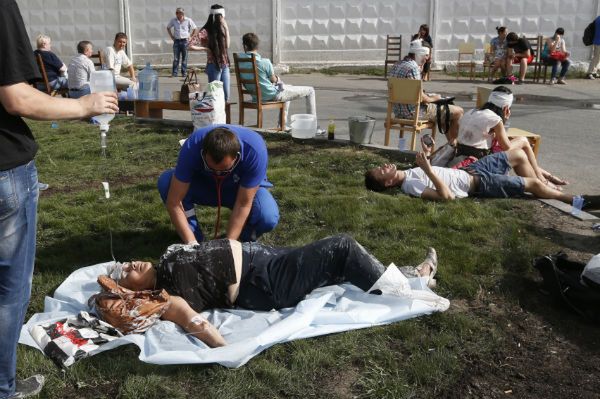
[201,151,241,176]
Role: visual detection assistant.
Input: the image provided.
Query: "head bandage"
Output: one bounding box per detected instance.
[211,8,225,17]
[409,40,430,64]
[488,91,513,109]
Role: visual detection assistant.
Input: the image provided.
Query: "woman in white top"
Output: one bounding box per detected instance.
[453,86,567,187]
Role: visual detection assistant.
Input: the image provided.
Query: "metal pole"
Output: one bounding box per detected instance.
[273,0,281,65]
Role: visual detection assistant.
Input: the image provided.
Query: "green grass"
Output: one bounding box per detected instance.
[22,117,555,398]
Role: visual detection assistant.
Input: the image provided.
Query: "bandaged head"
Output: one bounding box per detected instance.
[409,40,430,65]
[488,90,513,109]
[210,7,225,17]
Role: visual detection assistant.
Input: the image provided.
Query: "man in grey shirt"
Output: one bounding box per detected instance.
[67,41,96,99]
[167,7,197,77]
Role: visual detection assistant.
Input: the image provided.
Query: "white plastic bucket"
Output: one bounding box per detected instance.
[291,114,316,139]
[348,115,375,144]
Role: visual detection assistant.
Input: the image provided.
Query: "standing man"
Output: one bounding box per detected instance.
[586,16,600,79]
[0,2,119,398]
[103,32,136,90]
[157,125,279,243]
[167,7,197,78]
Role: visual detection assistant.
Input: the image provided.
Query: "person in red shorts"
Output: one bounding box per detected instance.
[506,32,534,85]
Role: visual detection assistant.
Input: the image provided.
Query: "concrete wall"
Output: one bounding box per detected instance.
[16,0,600,69]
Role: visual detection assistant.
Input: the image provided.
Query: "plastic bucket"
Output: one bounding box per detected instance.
[291,114,316,139]
[348,116,376,144]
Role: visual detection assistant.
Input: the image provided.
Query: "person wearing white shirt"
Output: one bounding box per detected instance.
[67,41,96,99]
[167,7,197,77]
[103,32,136,90]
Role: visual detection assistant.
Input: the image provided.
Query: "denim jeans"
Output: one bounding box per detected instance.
[275,85,316,125]
[68,85,91,99]
[205,63,230,102]
[49,76,68,90]
[543,57,571,79]
[0,161,38,399]
[157,169,279,242]
[172,39,189,77]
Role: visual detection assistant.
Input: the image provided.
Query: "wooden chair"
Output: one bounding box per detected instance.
[35,53,68,97]
[475,86,492,108]
[523,35,543,82]
[456,42,476,80]
[482,43,494,80]
[90,50,105,70]
[233,53,285,130]
[384,77,436,150]
[384,35,402,77]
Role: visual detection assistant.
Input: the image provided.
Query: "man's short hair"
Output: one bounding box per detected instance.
[203,127,241,163]
[176,7,184,13]
[36,34,51,49]
[242,33,260,52]
[77,40,92,54]
[114,32,128,42]
[364,169,387,192]
[506,32,518,42]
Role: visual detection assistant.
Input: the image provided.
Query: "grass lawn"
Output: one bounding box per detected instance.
[19,117,594,398]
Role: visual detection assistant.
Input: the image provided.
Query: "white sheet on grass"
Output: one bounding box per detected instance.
[20,261,450,368]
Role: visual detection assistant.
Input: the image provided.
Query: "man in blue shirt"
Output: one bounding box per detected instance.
[158,125,279,243]
[239,33,319,131]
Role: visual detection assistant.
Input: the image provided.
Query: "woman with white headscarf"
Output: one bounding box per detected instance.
[451,86,566,187]
[188,4,231,101]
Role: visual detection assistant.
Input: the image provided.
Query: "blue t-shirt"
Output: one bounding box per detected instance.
[237,52,279,101]
[175,124,269,188]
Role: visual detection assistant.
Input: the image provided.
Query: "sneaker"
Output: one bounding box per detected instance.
[557,78,567,85]
[316,127,326,136]
[38,182,49,191]
[586,73,596,80]
[10,374,45,398]
[549,78,557,85]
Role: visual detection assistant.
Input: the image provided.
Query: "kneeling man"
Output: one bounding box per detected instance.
[158,125,279,243]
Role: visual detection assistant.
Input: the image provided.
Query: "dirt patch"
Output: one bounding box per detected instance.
[443,203,600,398]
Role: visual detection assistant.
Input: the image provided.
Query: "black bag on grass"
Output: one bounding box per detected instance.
[533,252,600,323]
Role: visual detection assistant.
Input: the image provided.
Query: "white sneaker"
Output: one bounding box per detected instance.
[557,78,567,85]
[316,127,326,135]
[549,78,557,85]
[586,73,596,80]
[12,374,45,398]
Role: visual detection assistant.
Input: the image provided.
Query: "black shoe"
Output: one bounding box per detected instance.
[10,375,45,398]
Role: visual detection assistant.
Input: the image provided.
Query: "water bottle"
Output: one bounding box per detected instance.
[138,62,159,101]
[90,70,116,131]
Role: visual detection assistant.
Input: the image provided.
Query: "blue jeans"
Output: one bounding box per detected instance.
[157,169,279,242]
[49,76,68,90]
[0,161,39,399]
[68,85,91,99]
[172,39,189,77]
[543,57,571,80]
[205,63,230,102]
[467,152,525,198]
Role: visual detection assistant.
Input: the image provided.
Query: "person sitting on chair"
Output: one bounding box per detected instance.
[100,234,443,347]
[506,32,533,85]
[541,27,571,85]
[388,40,463,142]
[238,32,322,132]
[67,41,96,99]
[33,34,68,91]
[103,32,137,90]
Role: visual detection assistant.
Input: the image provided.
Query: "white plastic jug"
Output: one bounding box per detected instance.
[138,62,159,100]
[290,114,316,139]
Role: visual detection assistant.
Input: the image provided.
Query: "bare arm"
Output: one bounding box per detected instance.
[226,186,259,240]
[222,19,230,48]
[165,176,198,244]
[0,83,118,120]
[415,153,456,201]
[492,120,511,151]
[167,26,174,41]
[161,296,226,347]
[127,64,136,81]
[421,92,442,104]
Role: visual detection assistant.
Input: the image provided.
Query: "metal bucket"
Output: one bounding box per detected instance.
[348,115,376,144]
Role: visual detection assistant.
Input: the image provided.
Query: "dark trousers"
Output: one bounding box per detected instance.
[236,234,385,310]
[172,39,188,77]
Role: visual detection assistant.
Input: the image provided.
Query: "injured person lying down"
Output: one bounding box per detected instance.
[91,235,443,348]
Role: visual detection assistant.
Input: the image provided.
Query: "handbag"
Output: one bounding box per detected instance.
[180,69,201,103]
[549,51,567,61]
[432,96,455,136]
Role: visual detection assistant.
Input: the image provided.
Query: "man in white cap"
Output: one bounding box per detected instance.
[388,40,463,141]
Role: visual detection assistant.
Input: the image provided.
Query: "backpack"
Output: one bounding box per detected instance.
[583,22,595,46]
[533,252,600,323]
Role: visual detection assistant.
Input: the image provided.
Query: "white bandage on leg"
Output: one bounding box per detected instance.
[186,315,207,331]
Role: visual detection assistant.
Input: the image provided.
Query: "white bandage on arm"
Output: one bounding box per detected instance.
[186,314,208,331]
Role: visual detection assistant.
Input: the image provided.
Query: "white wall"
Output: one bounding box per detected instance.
[16,0,600,69]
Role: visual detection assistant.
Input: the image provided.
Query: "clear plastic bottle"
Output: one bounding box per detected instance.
[90,70,116,128]
[138,62,159,100]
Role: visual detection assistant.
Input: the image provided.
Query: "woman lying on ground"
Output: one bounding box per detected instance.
[102,235,440,347]
[447,86,568,189]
